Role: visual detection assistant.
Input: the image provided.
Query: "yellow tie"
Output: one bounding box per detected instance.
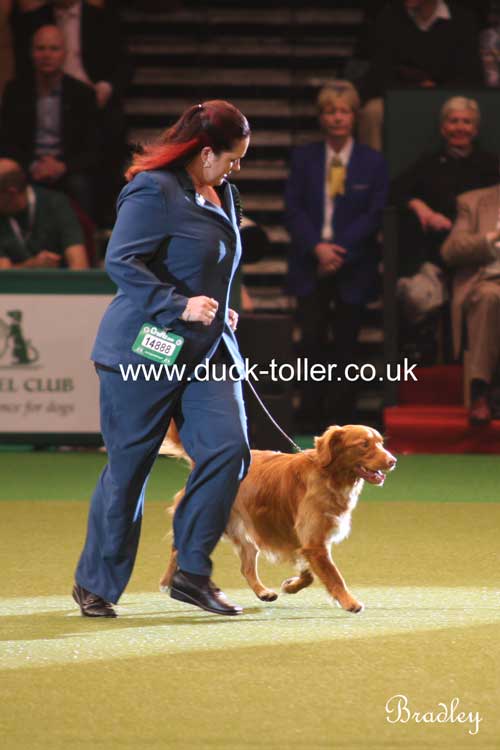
[328,156,346,199]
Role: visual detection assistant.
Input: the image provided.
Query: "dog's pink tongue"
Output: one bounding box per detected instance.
[357,467,385,485]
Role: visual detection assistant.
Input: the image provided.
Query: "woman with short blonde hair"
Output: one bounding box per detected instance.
[317,80,361,115]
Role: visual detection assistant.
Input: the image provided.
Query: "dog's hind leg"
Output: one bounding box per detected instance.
[159,488,185,592]
[159,546,178,592]
[230,535,278,602]
[281,563,314,594]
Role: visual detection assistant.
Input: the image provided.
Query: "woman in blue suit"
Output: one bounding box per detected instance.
[73,101,251,617]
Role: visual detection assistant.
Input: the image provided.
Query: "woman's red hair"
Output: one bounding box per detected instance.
[125,100,250,181]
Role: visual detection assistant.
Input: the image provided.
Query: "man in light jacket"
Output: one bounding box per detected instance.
[441,185,500,424]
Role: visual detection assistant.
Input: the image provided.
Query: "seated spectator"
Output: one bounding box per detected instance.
[391,96,499,360]
[10,0,132,225]
[0,158,89,268]
[239,215,272,313]
[0,24,98,216]
[460,0,492,29]
[352,1,390,65]
[240,214,271,265]
[359,1,483,151]
[0,1,14,97]
[285,81,389,431]
[480,4,500,86]
[441,184,500,425]
[354,0,490,67]
[10,0,129,95]
[393,97,499,275]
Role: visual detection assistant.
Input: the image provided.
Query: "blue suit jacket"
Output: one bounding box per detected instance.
[92,168,244,377]
[284,141,389,303]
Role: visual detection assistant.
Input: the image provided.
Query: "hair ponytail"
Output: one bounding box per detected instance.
[125,100,250,181]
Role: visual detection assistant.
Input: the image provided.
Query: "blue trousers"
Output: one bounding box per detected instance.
[75,368,250,603]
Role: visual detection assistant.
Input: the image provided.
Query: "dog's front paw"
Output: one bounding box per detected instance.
[257,589,278,602]
[337,593,364,614]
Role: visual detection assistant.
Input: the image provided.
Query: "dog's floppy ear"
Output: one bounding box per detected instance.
[314,425,345,468]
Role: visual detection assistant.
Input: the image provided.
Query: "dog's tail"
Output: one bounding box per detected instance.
[158,420,193,469]
[158,420,191,518]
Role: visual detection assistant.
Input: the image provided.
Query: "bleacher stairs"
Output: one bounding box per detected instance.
[385,365,500,454]
[122,1,385,428]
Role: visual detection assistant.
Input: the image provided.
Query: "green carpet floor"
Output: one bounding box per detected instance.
[0,453,499,749]
[0,452,499,503]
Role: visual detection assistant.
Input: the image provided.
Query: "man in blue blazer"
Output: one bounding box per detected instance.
[285,82,389,430]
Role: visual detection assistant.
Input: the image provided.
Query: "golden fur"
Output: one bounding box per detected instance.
[160,423,396,613]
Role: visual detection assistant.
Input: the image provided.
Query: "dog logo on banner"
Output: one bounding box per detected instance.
[0,309,39,368]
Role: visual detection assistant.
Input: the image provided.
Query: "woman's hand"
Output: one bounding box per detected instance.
[427,211,452,232]
[314,242,347,275]
[228,308,238,332]
[30,155,67,183]
[24,250,61,268]
[408,199,433,230]
[408,199,451,233]
[180,296,218,326]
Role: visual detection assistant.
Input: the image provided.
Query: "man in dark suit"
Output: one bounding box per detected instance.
[359,0,483,150]
[285,82,389,430]
[10,0,132,223]
[0,24,98,216]
[11,0,131,101]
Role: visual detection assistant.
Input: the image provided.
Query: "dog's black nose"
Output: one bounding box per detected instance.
[387,457,397,468]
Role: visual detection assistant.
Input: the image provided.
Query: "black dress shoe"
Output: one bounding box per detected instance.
[72,583,117,618]
[169,570,243,616]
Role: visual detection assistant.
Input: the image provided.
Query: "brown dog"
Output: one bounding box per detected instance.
[160,424,396,613]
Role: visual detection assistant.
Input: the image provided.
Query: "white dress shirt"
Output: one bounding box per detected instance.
[321,137,354,241]
[34,81,62,158]
[55,1,92,87]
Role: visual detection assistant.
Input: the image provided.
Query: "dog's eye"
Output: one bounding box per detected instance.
[362,440,370,449]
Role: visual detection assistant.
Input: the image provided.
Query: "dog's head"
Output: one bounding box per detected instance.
[314,425,396,486]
